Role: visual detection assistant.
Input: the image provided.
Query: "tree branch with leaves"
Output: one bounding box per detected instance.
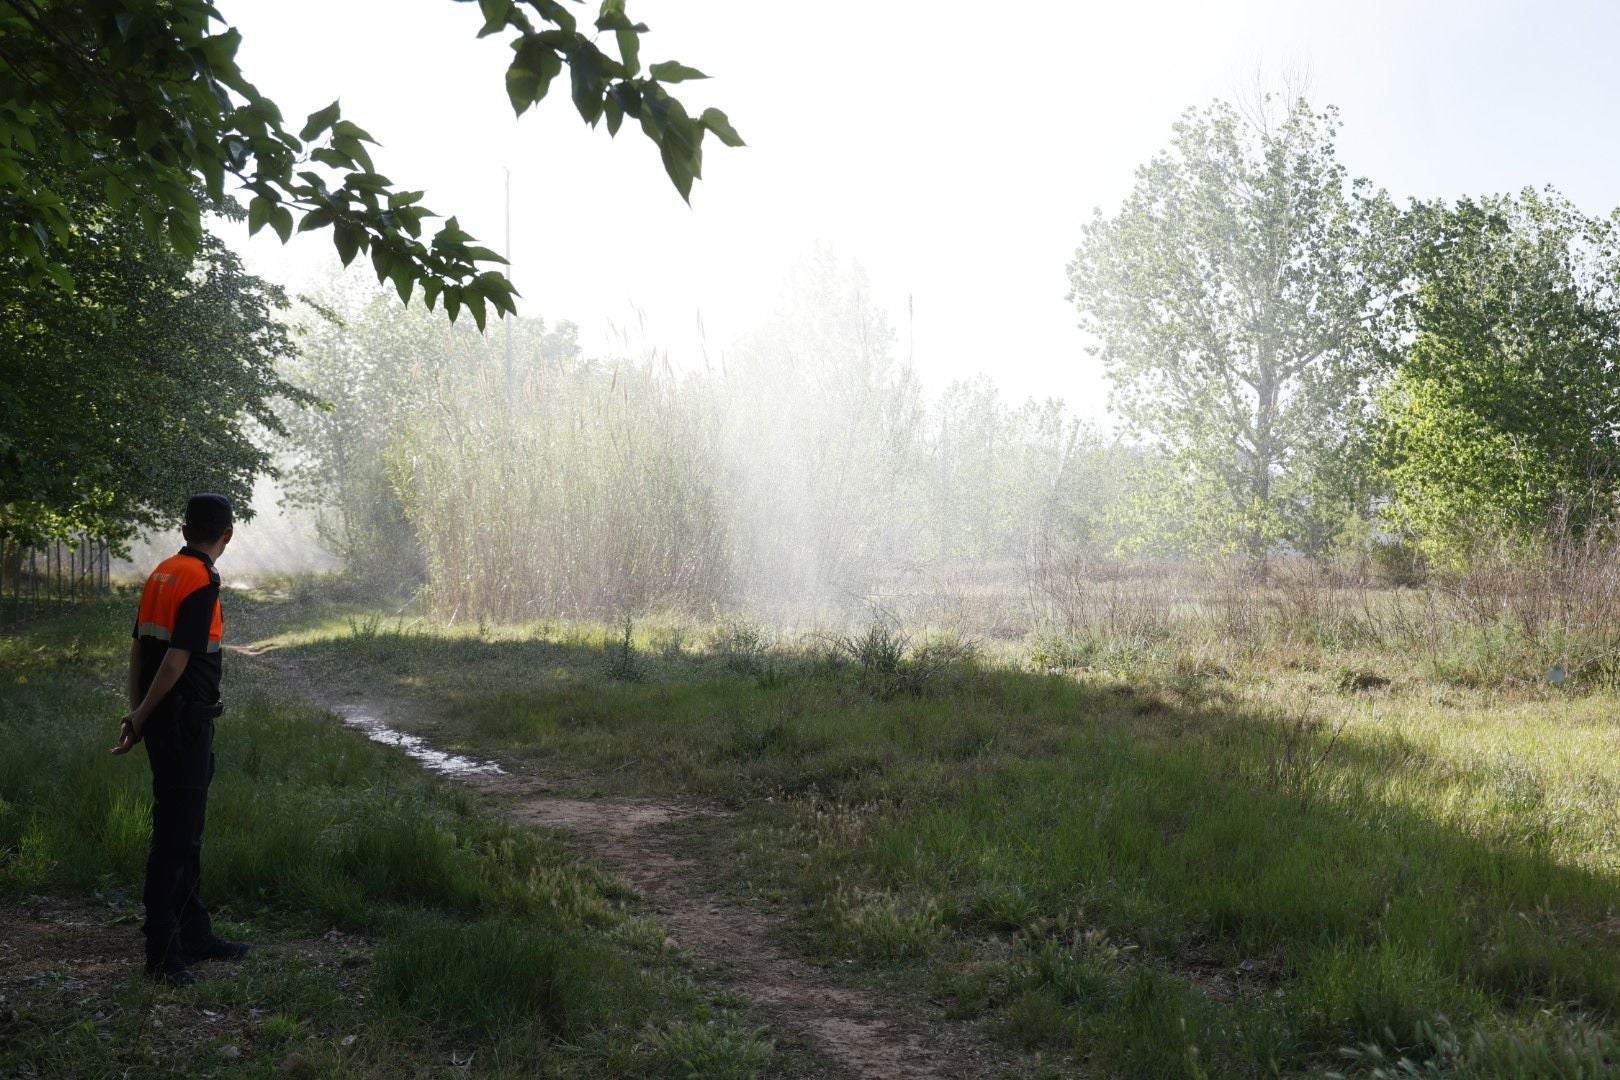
[0,0,743,328]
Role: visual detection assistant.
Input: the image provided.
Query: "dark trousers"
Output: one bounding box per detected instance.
[142,701,217,968]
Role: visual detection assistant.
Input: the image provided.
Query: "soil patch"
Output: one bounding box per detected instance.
[0,898,376,1077]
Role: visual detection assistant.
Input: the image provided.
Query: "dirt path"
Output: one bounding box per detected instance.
[239,646,996,1080]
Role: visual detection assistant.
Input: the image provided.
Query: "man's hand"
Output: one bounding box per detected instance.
[117,646,189,756]
[111,714,142,756]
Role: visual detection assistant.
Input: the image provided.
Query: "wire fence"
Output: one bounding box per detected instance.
[1,535,113,627]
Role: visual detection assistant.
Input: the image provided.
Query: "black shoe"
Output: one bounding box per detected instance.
[145,960,197,987]
[181,935,250,963]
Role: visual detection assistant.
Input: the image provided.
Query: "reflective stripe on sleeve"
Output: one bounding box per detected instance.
[206,640,221,653]
[137,622,172,641]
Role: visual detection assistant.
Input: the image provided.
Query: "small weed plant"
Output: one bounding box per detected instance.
[714,619,771,675]
[603,615,644,681]
[840,622,909,674]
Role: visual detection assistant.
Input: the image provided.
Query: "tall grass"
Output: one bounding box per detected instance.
[403,350,733,620]
[1020,516,1620,697]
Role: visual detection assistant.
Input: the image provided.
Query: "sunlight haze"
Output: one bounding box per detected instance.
[221,0,1620,414]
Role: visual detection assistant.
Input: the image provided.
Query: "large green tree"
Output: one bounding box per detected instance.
[0,0,742,326]
[1380,189,1620,563]
[1068,98,1399,560]
[0,180,309,554]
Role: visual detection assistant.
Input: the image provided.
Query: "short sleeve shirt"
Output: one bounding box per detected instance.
[133,547,223,704]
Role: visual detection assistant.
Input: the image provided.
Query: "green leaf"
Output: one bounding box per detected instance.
[506,37,562,116]
[392,263,413,304]
[478,270,520,314]
[659,136,694,203]
[595,3,641,75]
[700,107,745,148]
[609,82,642,119]
[311,147,353,171]
[333,136,373,174]
[298,206,335,233]
[343,171,394,194]
[300,100,341,142]
[615,26,640,76]
[137,203,161,243]
[167,209,201,260]
[104,173,133,211]
[200,155,226,202]
[433,216,473,248]
[247,195,274,236]
[334,223,362,266]
[268,206,294,243]
[13,226,39,262]
[534,0,577,32]
[506,64,538,116]
[650,95,701,180]
[394,206,426,238]
[638,105,663,143]
[477,0,512,36]
[423,278,444,310]
[570,44,607,125]
[198,28,242,68]
[331,120,377,145]
[604,96,623,136]
[649,61,708,83]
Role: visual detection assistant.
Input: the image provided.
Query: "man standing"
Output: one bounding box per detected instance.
[112,494,249,985]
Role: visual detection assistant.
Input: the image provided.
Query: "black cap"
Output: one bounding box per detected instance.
[185,493,234,535]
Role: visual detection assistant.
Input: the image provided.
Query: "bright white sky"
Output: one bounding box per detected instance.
[218,0,1620,419]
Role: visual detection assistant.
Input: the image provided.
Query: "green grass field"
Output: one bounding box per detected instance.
[8,576,1620,1077]
[0,592,772,1079]
[234,575,1620,1078]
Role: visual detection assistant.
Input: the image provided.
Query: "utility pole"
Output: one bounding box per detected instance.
[907,292,914,369]
[504,166,514,408]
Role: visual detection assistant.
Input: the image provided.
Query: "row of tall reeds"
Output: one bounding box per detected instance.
[295,267,1121,623]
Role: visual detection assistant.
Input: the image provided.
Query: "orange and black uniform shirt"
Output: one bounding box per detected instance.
[133,547,223,705]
